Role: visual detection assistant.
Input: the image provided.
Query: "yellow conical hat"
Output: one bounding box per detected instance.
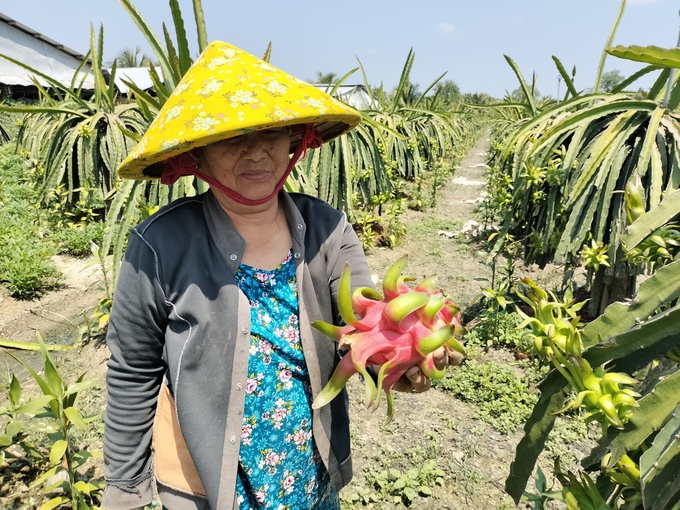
[118,41,362,180]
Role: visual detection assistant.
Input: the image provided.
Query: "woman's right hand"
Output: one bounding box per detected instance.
[392,345,464,393]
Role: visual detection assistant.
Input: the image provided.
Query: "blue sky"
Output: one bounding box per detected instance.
[1,0,678,98]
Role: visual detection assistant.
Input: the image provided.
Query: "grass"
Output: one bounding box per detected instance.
[428,242,444,259]
[407,217,462,238]
[0,145,63,298]
[433,359,542,434]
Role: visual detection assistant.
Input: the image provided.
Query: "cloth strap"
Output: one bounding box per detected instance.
[161,124,323,206]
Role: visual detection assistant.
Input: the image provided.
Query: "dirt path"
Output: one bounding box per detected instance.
[0,255,109,377]
[0,255,105,343]
[363,135,493,308]
[342,133,529,509]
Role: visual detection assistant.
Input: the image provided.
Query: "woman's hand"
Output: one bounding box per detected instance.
[392,346,464,393]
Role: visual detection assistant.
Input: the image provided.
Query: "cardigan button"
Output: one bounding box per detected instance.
[230,254,237,261]
[294,253,300,259]
[230,436,237,444]
[236,383,243,390]
[297,224,303,230]
[242,328,248,334]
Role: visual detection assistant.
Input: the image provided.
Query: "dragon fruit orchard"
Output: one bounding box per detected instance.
[311,255,466,421]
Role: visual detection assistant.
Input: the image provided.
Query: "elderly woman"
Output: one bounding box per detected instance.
[103,42,459,510]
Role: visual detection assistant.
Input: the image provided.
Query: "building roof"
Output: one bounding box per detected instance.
[0,12,93,88]
[313,84,373,109]
[0,13,87,61]
[112,67,159,94]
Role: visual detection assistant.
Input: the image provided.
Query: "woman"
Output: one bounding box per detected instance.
[103,41,460,510]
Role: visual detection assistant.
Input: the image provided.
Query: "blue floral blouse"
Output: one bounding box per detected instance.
[234,251,339,510]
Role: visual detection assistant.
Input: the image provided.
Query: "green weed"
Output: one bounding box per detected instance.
[0,146,63,298]
[54,222,105,258]
[428,243,444,259]
[0,237,62,298]
[7,336,103,509]
[434,359,540,434]
[464,310,532,353]
[0,374,43,465]
[544,416,591,469]
[408,217,462,238]
[342,459,446,507]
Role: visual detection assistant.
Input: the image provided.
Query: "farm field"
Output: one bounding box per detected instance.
[2,1,680,508]
[0,136,584,509]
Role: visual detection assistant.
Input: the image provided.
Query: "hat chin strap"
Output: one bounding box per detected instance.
[161,124,323,206]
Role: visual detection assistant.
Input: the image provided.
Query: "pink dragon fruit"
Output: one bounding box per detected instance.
[312,255,465,421]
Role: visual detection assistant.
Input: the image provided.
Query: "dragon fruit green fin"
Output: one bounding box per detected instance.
[383,255,409,299]
[312,354,357,409]
[338,263,359,327]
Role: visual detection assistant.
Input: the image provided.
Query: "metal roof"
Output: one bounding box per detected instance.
[313,84,374,109]
[112,67,159,94]
[0,12,93,88]
[0,13,87,61]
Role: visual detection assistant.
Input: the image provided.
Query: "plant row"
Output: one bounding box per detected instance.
[479,2,680,507]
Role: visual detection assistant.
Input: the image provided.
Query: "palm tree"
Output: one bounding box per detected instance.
[432,79,461,104]
[109,46,155,67]
[393,80,420,106]
[314,72,338,84]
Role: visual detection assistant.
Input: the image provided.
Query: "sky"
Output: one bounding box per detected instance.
[1,0,679,99]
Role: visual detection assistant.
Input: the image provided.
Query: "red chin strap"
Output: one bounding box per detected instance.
[161,124,323,206]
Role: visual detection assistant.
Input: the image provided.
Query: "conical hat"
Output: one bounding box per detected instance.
[118,41,362,180]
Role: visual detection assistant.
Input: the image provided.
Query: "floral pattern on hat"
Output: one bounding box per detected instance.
[118,40,361,180]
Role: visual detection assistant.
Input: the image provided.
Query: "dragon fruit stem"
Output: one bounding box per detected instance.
[445,336,467,356]
[415,275,437,293]
[353,287,383,301]
[311,320,347,341]
[384,388,395,424]
[369,361,393,411]
[446,302,460,317]
[353,357,378,409]
[352,286,383,317]
[338,264,360,327]
[418,294,447,326]
[419,352,447,379]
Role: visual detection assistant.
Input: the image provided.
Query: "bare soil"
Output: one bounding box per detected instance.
[0,255,109,379]
[0,134,573,509]
[0,255,104,344]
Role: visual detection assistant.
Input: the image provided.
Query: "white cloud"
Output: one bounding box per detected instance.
[437,22,456,34]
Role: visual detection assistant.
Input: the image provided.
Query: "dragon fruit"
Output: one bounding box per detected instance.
[311,255,465,421]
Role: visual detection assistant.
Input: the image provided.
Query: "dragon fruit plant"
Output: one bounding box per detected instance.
[311,255,465,421]
[516,278,640,434]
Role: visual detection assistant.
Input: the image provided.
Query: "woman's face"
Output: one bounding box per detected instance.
[195,128,291,201]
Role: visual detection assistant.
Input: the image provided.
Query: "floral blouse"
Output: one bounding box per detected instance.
[234,251,339,510]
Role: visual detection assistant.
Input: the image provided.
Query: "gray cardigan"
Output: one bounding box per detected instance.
[103,191,373,510]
